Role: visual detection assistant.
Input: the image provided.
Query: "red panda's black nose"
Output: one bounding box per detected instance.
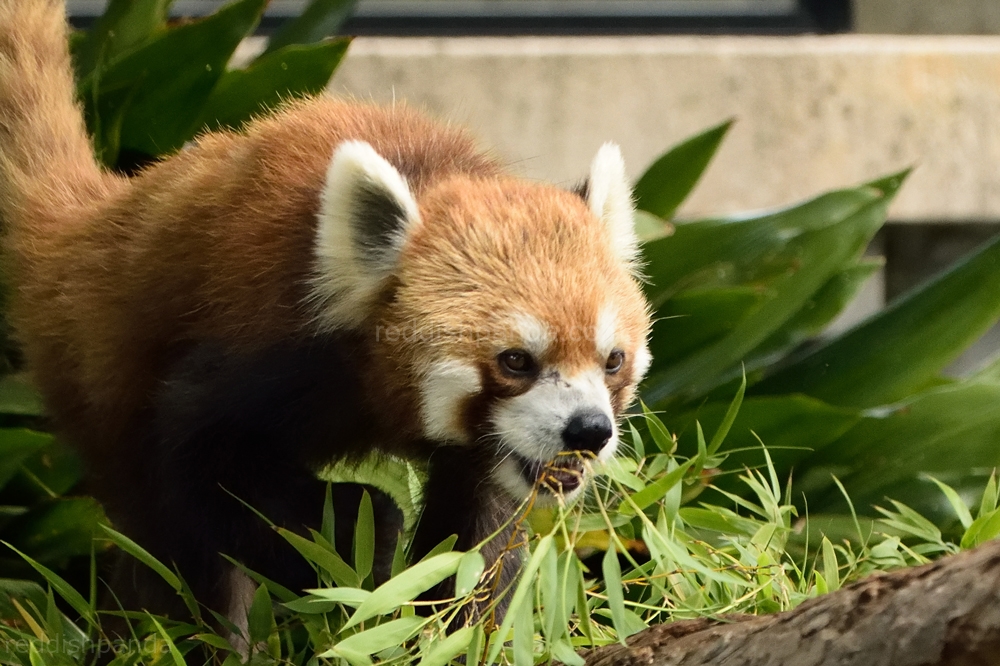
[562,411,613,454]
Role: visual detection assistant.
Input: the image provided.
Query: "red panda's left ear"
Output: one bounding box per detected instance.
[586,143,640,273]
[311,141,422,331]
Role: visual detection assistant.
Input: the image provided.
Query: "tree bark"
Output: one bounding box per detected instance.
[583,539,1000,666]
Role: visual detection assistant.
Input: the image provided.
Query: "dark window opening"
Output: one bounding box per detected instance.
[67,0,852,35]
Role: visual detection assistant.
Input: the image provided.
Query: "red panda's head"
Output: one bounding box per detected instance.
[311,141,651,502]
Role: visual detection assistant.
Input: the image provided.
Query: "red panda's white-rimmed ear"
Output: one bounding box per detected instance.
[587,143,640,272]
[311,140,421,330]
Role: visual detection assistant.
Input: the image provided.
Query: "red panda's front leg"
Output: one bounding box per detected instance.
[410,446,523,622]
[123,339,404,617]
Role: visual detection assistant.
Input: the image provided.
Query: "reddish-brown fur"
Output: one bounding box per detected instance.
[0,0,650,619]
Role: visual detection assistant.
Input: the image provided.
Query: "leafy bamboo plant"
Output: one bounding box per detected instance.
[634,123,1000,531]
[3,395,998,666]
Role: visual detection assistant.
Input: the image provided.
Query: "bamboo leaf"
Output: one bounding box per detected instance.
[266,0,356,53]
[343,552,463,630]
[354,489,375,583]
[99,525,181,591]
[753,232,1000,408]
[81,0,268,157]
[197,39,350,131]
[420,627,475,666]
[277,528,358,588]
[247,583,274,645]
[634,120,732,220]
[73,0,171,79]
[325,617,425,658]
[454,550,485,597]
[602,543,629,643]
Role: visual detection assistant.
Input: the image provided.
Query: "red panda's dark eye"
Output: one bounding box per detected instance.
[606,350,625,374]
[498,349,536,376]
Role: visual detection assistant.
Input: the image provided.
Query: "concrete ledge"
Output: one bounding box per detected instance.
[329,35,1000,222]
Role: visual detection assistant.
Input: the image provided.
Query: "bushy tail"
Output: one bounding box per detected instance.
[0,0,111,229]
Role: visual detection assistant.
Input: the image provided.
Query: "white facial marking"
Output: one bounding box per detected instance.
[595,304,619,359]
[633,343,652,382]
[587,143,639,271]
[490,368,618,500]
[419,359,481,443]
[513,312,553,358]
[311,141,421,331]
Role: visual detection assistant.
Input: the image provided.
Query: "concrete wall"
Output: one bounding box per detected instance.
[856,0,1000,34]
[329,35,1000,223]
[327,34,1000,358]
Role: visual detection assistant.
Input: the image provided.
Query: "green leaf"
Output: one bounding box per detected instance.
[277,528,358,588]
[642,184,893,403]
[805,380,1000,516]
[745,258,883,368]
[602,543,629,643]
[285,588,368,613]
[753,231,1000,409]
[642,182,880,305]
[197,39,350,132]
[486,535,553,664]
[149,615,187,666]
[640,402,675,454]
[513,587,534,666]
[665,395,859,496]
[354,490,375,583]
[972,354,1000,384]
[0,579,47,621]
[961,508,1000,550]
[266,0,356,54]
[325,617,425,658]
[634,210,673,242]
[194,633,236,652]
[574,561,594,644]
[343,552,463,630]
[648,287,768,367]
[4,499,105,564]
[221,554,297,603]
[0,430,54,489]
[820,536,840,592]
[633,120,732,220]
[247,583,274,645]
[454,550,485,597]
[0,375,45,416]
[538,542,560,641]
[2,543,94,627]
[922,475,974,529]
[73,0,171,79]
[466,625,485,666]
[551,640,586,666]
[981,472,999,516]
[99,525,180,591]
[81,0,268,157]
[420,627,475,666]
[17,440,85,498]
[307,586,372,606]
[708,372,745,455]
[86,80,139,167]
[621,459,694,515]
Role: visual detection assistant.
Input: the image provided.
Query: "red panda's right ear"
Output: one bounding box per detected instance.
[310,141,421,330]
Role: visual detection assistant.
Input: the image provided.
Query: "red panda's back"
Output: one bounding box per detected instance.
[27,98,502,456]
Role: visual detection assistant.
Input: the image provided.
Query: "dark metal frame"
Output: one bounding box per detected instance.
[67,0,852,35]
[342,0,852,35]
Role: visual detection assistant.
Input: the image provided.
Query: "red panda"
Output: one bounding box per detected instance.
[0,0,651,621]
